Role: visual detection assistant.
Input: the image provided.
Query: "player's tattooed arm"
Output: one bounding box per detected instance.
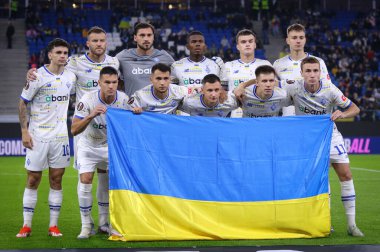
[18,99,33,149]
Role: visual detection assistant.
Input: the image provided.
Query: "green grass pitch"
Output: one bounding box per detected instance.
[0,155,379,249]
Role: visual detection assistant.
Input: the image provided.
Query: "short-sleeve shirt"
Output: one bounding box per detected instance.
[74,90,130,147]
[21,66,76,142]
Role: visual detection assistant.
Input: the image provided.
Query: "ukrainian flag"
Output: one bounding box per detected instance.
[107,109,333,241]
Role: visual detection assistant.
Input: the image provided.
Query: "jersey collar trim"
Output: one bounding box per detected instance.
[288,52,309,62]
[151,85,169,101]
[43,65,64,76]
[238,59,256,65]
[97,90,118,105]
[85,53,106,63]
[187,56,206,63]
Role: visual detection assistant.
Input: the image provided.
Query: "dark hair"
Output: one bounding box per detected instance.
[87,26,107,37]
[202,74,221,85]
[134,22,155,35]
[186,31,204,44]
[100,66,118,77]
[236,29,256,43]
[301,57,320,71]
[255,65,276,77]
[47,38,70,52]
[151,63,171,74]
[286,23,306,35]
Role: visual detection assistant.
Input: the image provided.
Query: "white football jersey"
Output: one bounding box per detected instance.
[171,57,221,86]
[241,85,291,118]
[282,79,352,116]
[130,84,188,114]
[74,90,130,147]
[179,92,238,117]
[66,53,120,100]
[273,53,329,82]
[21,66,76,141]
[222,59,272,91]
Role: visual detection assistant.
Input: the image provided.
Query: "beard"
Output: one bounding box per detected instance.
[137,42,153,51]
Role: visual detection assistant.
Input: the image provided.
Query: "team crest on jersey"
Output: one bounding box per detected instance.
[127,97,134,105]
[77,102,84,111]
[153,57,159,62]
[205,65,211,73]
[271,103,277,111]
[46,83,52,87]
[24,81,30,90]
[233,70,239,74]
[341,95,347,102]
[86,69,92,73]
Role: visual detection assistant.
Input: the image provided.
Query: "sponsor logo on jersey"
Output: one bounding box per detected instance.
[77,102,84,111]
[127,97,135,105]
[341,95,347,102]
[183,78,202,85]
[86,80,98,87]
[92,123,107,129]
[246,102,265,108]
[45,95,69,102]
[299,106,326,115]
[132,67,151,75]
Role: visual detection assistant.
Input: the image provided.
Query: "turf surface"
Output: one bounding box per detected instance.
[0,155,379,249]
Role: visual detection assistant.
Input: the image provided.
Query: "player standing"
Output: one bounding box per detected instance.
[17,38,76,238]
[71,67,133,239]
[283,57,364,237]
[117,22,175,97]
[273,23,329,116]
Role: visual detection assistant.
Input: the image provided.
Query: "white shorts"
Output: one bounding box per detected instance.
[330,128,350,164]
[282,105,296,116]
[25,139,70,171]
[77,144,108,174]
[230,108,243,118]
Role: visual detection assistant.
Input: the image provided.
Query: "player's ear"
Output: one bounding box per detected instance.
[133,35,137,43]
[86,40,89,48]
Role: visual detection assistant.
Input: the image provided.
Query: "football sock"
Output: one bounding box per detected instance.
[48,188,62,227]
[340,179,356,227]
[78,182,93,228]
[23,188,37,227]
[97,173,109,226]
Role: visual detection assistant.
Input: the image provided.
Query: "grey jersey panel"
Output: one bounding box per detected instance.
[116,48,175,96]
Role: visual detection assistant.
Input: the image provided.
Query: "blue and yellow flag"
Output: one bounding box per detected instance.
[107,109,333,241]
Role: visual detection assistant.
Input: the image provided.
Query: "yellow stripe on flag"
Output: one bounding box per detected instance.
[109,190,330,241]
